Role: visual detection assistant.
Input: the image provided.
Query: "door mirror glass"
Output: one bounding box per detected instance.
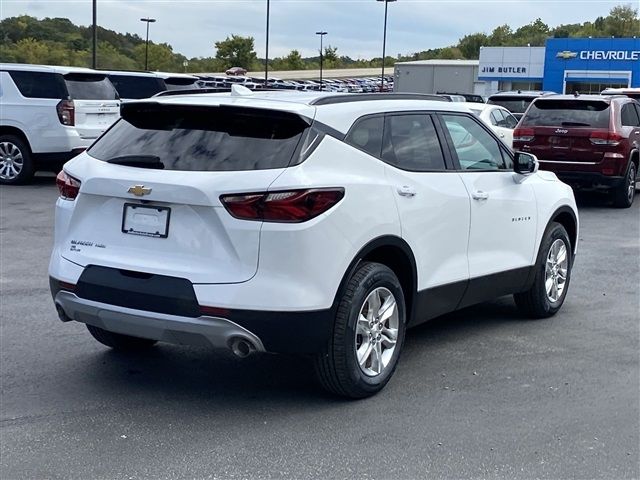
[514,151,539,174]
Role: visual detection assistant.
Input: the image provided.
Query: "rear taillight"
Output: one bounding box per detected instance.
[56,170,81,200]
[56,99,75,126]
[513,127,535,142]
[589,130,622,146]
[220,188,345,223]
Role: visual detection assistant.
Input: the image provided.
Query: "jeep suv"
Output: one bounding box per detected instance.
[0,64,121,184]
[49,90,578,398]
[513,94,640,208]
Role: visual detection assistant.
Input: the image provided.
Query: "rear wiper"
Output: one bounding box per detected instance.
[107,155,164,169]
[561,121,590,127]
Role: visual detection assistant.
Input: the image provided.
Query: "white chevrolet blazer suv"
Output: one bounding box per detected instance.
[49,90,579,398]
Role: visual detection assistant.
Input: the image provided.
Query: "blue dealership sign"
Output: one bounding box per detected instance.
[544,38,640,92]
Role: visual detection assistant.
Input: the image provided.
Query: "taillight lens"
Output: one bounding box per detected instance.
[56,99,75,126]
[56,170,81,200]
[589,130,622,146]
[220,188,345,223]
[513,127,535,142]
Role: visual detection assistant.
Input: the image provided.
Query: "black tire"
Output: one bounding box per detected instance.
[0,134,34,185]
[612,161,636,208]
[314,262,407,399]
[514,223,572,319]
[86,324,157,350]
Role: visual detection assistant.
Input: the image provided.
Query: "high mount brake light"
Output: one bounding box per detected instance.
[589,130,622,146]
[220,188,345,223]
[56,171,81,200]
[513,127,535,142]
[56,99,75,126]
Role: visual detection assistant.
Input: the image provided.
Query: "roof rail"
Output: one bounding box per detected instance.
[153,87,232,97]
[309,93,451,106]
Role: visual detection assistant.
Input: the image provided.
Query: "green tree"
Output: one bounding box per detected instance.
[489,25,513,45]
[133,42,181,71]
[604,4,640,37]
[457,33,489,59]
[214,34,258,70]
[283,49,304,70]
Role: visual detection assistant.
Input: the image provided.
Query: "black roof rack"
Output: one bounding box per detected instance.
[309,93,450,106]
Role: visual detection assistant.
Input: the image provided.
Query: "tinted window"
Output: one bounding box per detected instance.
[490,109,503,126]
[163,77,199,90]
[7,70,67,99]
[504,112,519,129]
[64,73,117,100]
[621,103,640,127]
[382,114,446,171]
[345,116,384,158]
[88,105,309,172]
[108,75,165,99]
[487,96,536,114]
[442,114,511,171]
[522,100,610,128]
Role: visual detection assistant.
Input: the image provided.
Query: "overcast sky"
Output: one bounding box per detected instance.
[0,0,627,59]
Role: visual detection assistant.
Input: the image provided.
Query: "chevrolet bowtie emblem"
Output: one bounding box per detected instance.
[127,185,152,196]
[556,50,577,59]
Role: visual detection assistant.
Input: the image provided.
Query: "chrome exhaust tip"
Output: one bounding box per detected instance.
[230,337,254,358]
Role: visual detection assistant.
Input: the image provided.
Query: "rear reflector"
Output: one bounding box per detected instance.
[220,188,345,223]
[56,170,81,200]
[59,281,76,292]
[513,127,535,142]
[589,130,622,146]
[200,305,231,317]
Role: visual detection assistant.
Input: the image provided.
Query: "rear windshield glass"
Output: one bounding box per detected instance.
[521,100,610,128]
[163,77,199,90]
[487,97,536,114]
[64,73,118,100]
[108,75,165,99]
[87,104,309,171]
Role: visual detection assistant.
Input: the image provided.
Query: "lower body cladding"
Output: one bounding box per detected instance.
[49,269,334,357]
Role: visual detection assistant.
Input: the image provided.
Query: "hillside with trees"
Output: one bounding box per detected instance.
[0,4,637,72]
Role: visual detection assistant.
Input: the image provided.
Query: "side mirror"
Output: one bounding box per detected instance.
[514,151,539,175]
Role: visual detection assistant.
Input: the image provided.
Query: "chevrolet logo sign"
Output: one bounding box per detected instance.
[556,50,578,59]
[127,185,152,196]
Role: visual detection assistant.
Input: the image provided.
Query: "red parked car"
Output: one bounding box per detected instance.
[513,94,640,208]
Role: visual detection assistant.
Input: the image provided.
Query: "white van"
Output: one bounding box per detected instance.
[0,63,120,184]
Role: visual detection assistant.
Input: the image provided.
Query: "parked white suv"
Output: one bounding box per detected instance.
[0,64,120,184]
[49,90,579,398]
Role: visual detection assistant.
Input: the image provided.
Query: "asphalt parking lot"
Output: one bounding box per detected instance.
[1,176,639,480]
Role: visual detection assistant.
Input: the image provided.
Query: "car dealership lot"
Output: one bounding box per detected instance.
[1,177,638,479]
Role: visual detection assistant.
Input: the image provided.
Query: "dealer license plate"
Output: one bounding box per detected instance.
[122,203,170,238]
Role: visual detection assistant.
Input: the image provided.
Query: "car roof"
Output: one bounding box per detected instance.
[129,91,472,133]
[489,90,555,98]
[535,94,616,102]
[0,62,104,75]
[99,70,160,78]
[153,71,199,81]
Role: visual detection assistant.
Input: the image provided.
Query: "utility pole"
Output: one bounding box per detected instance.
[140,18,157,70]
[92,0,97,68]
[316,31,327,88]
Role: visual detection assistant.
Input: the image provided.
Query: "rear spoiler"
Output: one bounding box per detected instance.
[153,86,280,97]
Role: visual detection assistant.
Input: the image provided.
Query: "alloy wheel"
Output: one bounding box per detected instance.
[0,142,24,181]
[545,239,568,303]
[355,287,399,377]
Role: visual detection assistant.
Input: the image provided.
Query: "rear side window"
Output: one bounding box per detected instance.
[88,104,309,172]
[488,96,535,114]
[345,116,384,158]
[522,100,611,128]
[108,75,165,99]
[621,103,640,127]
[382,114,446,171]
[7,71,67,99]
[64,73,117,100]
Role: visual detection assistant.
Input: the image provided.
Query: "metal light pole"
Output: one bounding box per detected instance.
[316,31,327,88]
[377,0,396,92]
[265,0,270,86]
[140,18,156,70]
[92,0,97,68]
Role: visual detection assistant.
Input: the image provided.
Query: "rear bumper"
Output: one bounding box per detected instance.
[50,276,333,354]
[550,171,626,190]
[33,149,86,165]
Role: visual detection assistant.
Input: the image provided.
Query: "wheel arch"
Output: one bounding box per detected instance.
[333,235,418,324]
[549,206,578,256]
[0,126,32,152]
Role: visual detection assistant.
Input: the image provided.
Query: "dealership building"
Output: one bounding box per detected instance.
[395,37,640,96]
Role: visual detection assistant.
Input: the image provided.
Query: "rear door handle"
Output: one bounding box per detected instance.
[472,190,489,200]
[397,185,416,197]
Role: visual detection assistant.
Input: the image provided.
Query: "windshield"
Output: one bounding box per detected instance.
[108,75,165,99]
[88,104,310,171]
[487,97,536,114]
[64,73,118,100]
[521,100,610,128]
